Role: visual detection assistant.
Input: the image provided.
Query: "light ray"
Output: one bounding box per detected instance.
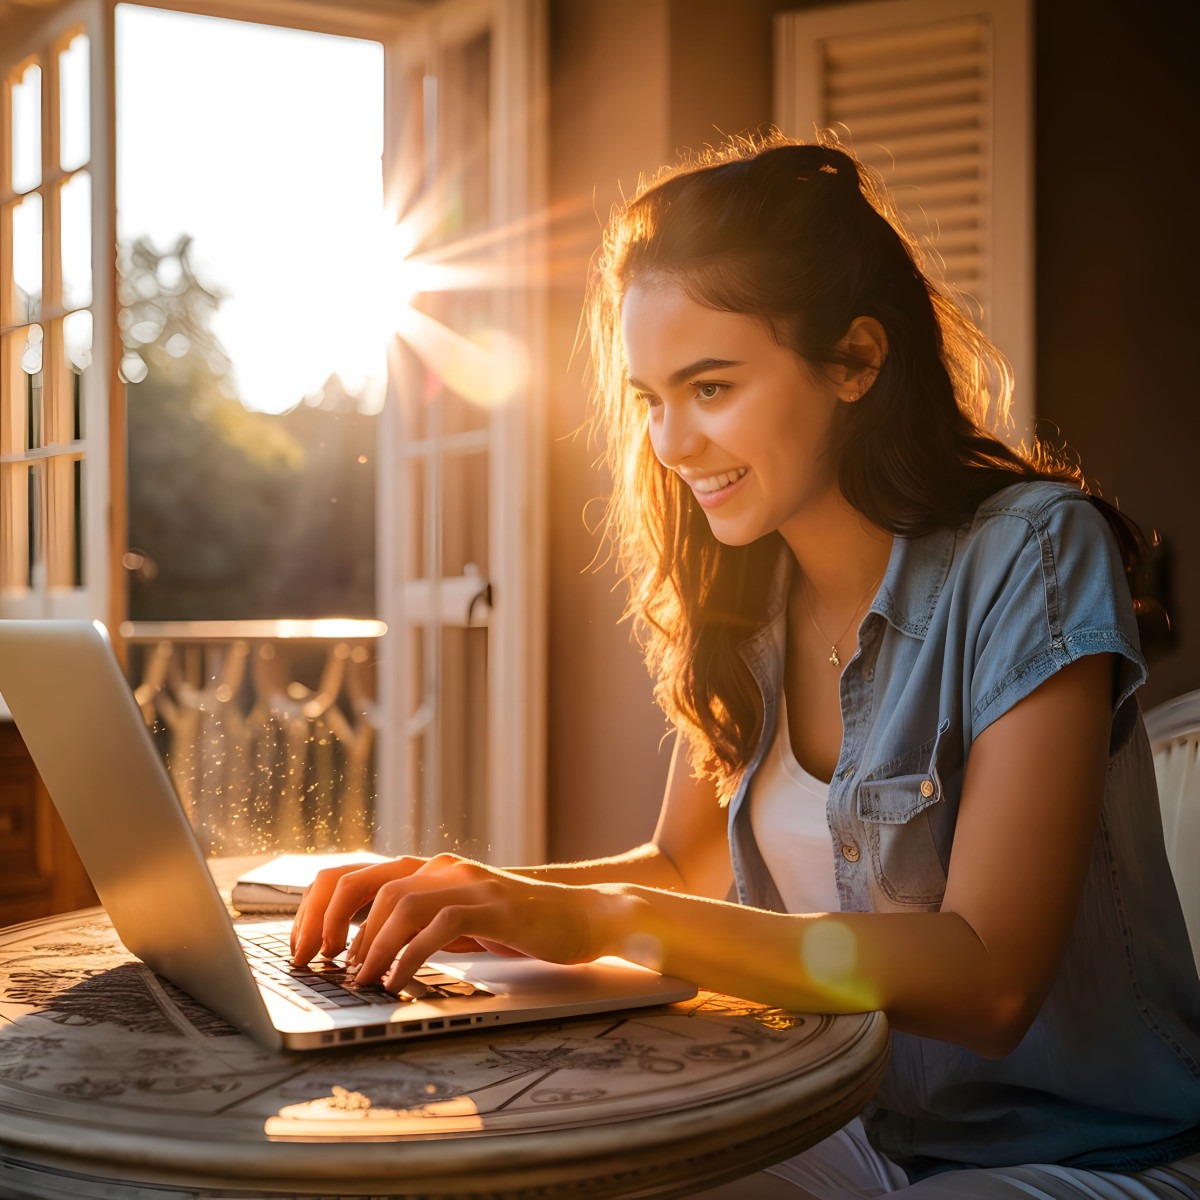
[366,191,597,409]
[392,304,529,409]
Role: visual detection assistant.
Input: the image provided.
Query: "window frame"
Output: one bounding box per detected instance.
[1,0,117,637]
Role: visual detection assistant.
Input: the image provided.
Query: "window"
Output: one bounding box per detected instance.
[1,0,548,862]
[1,1,112,629]
[776,0,1033,436]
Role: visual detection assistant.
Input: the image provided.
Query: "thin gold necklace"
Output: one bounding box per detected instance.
[800,570,885,668]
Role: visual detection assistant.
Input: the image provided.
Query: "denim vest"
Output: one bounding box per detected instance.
[726,481,1200,1177]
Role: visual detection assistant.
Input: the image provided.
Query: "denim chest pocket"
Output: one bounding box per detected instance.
[855,718,954,907]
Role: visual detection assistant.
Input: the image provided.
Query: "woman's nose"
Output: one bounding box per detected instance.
[650,403,704,467]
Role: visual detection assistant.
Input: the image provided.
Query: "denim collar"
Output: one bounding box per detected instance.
[755,522,959,645]
[871,523,958,640]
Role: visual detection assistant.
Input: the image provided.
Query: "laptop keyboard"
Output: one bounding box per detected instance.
[239,927,493,1010]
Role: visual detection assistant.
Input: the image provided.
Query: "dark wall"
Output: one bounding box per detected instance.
[1035,0,1198,707]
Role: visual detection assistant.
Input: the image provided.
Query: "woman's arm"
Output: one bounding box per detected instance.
[295,654,1112,1058]
[599,652,1115,1055]
[513,734,733,896]
[290,733,731,962]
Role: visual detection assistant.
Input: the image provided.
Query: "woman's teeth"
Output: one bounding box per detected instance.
[692,468,747,494]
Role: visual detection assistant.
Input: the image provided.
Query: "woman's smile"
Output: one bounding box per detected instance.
[685,466,749,504]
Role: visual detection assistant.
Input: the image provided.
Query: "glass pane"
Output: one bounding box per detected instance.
[46,453,80,588]
[0,464,31,589]
[27,460,43,590]
[63,308,92,370]
[439,624,488,856]
[402,30,495,441]
[437,31,490,241]
[74,458,84,585]
[404,297,500,439]
[22,324,44,449]
[59,34,90,172]
[64,309,91,439]
[12,192,43,323]
[60,170,92,308]
[409,456,429,580]
[10,62,42,194]
[441,448,488,579]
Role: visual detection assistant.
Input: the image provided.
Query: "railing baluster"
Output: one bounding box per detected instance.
[122,620,384,856]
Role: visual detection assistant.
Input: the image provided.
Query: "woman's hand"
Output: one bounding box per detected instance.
[289,853,612,993]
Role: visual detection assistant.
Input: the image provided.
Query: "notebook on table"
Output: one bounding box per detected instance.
[0,620,696,1051]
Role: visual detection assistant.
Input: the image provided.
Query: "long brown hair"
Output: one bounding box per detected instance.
[588,132,1141,802]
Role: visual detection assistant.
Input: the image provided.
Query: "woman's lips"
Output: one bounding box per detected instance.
[688,467,749,509]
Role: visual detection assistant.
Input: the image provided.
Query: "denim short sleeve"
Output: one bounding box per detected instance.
[967,491,1146,746]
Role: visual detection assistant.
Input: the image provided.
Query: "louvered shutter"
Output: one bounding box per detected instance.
[775,0,1032,437]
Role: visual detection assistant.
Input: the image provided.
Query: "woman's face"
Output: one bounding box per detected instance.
[620,277,845,547]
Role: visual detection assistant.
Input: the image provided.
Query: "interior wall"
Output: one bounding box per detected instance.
[544,0,1196,861]
[544,0,671,861]
[544,0,795,861]
[1034,0,1197,710]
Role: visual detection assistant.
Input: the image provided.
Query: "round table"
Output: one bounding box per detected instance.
[0,908,889,1199]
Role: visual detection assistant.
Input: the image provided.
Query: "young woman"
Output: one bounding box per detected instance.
[291,136,1200,1198]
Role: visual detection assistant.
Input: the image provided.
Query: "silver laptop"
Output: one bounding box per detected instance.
[0,619,695,1051]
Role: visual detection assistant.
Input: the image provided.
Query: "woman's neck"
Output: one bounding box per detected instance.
[779,494,893,612]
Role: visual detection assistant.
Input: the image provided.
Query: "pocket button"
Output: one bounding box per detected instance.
[920,778,935,798]
[841,842,861,863]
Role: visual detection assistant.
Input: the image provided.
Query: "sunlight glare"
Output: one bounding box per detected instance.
[394,304,529,409]
[357,213,530,409]
[801,919,880,1009]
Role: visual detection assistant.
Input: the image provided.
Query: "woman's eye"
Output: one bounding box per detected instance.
[635,391,661,410]
[696,382,725,401]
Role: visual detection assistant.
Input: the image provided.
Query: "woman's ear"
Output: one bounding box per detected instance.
[833,316,888,403]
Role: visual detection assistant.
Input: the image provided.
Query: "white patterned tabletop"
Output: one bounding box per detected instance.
[0,908,888,1200]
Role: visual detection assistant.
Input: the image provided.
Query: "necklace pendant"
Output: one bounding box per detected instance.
[828,646,841,667]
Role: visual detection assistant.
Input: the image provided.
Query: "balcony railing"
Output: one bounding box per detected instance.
[121,619,385,857]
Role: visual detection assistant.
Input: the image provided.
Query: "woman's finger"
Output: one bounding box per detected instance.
[345,859,486,968]
[383,904,490,992]
[290,861,367,961]
[352,877,510,986]
[291,857,421,964]
[317,858,425,959]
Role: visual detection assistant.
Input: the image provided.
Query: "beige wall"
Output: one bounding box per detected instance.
[545,0,671,861]
[544,0,787,860]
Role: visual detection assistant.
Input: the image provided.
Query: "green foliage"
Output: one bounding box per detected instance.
[123,236,376,620]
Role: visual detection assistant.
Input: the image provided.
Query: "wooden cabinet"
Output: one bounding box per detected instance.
[0,721,97,926]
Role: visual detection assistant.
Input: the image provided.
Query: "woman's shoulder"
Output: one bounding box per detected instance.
[969,478,1099,533]
[959,479,1122,570]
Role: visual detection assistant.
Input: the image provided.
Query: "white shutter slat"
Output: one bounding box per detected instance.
[825,49,985,95]
[827,77,984,119]
[844,126,985,160]
[822,16,986,62]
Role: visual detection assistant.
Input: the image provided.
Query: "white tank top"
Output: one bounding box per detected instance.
[747,690,840,913]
